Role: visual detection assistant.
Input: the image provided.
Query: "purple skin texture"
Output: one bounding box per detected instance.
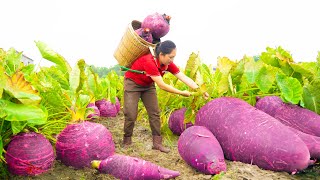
[141,12,170,39]
[86,103,100,119]
[178,126,227,174]
[56,121,115,169]
[95,154,180,180]
[95,99,118,117]
[255,95,320,136]
[168,108,193,135]
[255,96,283,117]
[135,28,153,43]
[195,97,312,173]
[5,132,55,176]
[287,126,320,159]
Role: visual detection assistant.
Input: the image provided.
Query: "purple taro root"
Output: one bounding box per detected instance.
[195,97,312,173]
[5,132,55,176]
[255,95,320,137]
[56,121,115,169]
[168,108,193,135]
[86,103,100,119]
[92,154,180,180]
[141,12,170,39]
[287,126,320,159]
[95,99,118,117]
[135,27,153,43]
[178,126,227,174]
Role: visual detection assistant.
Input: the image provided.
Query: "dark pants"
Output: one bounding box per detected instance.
[123,78,161,137]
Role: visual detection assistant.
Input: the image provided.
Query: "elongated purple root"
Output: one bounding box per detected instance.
[178,126,227,174]
[195,97,312,173]
[255,95,320,136]
[287,126,320,159]
[92,154,180,180]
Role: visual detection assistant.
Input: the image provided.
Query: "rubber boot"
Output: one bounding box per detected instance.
[122,136,132,148]
[152,135,170,153]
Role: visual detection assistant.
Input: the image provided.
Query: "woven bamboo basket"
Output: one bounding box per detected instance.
[113,20,156,67]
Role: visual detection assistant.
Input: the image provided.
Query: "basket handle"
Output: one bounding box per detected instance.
[149,46,156,60]
[149,46,157,63]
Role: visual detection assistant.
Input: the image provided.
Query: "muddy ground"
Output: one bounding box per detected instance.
[8,111,320,180]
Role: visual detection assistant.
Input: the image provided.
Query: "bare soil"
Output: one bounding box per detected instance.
[8,111,320,180]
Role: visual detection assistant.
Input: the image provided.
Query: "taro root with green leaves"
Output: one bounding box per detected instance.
[0,48,49,176]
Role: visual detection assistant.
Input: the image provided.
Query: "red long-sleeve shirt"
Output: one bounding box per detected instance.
[125,53,180,86]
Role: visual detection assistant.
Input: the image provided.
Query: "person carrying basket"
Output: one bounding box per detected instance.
[122,40,209,153]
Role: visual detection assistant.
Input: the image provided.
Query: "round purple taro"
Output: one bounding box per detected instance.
[86,103,100,119]
[55,121,115,169]
[135,27,153,43]
[5,132,55,176]
[168,108,193,135]
[141,12,170,39]
[95,99,118,117]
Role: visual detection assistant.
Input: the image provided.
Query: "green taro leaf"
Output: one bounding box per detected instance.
[0,136,3,157]
[276,73,302,104]
[217,57,235,75]
[0,66,5,98]
[231,58,247,84]
[244,58,263,84]
[290,62,316,83]
[302,82,320,114]
[0,99,47,125]
[256,65,276,93]
[11,121,27,134]
[260,47,280,67]
[35,41,72,75]
[69,63,81,93]
[4,48,23,76]
[43,66,70,90]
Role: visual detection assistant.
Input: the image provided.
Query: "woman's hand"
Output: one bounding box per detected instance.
[180,90,191,97]
[203,92,209,100]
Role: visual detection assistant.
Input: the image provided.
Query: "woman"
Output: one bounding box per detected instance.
[122,40,208,153]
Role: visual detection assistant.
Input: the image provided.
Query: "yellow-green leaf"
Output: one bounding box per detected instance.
[244,58,263,84]
[5,71,41,105]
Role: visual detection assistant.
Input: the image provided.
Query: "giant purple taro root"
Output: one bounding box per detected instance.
[178,126,227,174]
[141,12,170,39]
[168,108,193,135]
[86,103,100,120]
[95,99,118,117]
[92,154,180,180]
[5,132,55,176]
[255,95,283,117]
[195,97,312,173]
[286,126,320,159]
[255,95,320,137]
[56,121,115,169]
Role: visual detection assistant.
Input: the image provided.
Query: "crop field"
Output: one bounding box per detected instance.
[1,42,320,180]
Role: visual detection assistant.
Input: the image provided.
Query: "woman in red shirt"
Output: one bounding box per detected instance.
[123,40,208,153]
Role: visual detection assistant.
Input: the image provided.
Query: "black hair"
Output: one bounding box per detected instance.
[154,40,176,58]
